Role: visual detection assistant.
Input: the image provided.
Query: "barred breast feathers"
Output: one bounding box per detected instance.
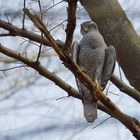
[79,31,107,49]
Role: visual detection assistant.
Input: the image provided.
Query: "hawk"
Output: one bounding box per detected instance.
[72,21,116,122]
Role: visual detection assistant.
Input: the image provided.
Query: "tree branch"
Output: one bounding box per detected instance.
[0,19,58,47]
[23,8,140,139]
[65,0,77,49]
[111,75,140,103]
[0,43,107,113]
[0,44,80,99]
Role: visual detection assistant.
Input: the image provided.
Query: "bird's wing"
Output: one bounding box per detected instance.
[72,41,80,63]
[101,45,116,89]
[72,41,82,92]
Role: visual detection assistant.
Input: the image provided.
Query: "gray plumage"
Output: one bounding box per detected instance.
[72,21,116,122]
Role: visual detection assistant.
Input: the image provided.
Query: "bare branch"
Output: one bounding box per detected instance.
[0,19,49,46]
[36,41,42,63]
[111,75,140,103]
[4,11,11,23]
[0,43,107,112]
[35,0,44,63]
[22,0,26,29]
[65,0,77,49]
[92,117,112,129]
[0,33,11,36]
[43,0,64,13]
[38,0,43,20]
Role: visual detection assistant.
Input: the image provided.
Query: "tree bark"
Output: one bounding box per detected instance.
[80,0,140,92]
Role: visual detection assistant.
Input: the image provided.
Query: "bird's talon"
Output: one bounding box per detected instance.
[81,67,89,74]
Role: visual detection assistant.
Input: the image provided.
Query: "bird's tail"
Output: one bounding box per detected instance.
[82,93,97,122]
[76,79,97,122]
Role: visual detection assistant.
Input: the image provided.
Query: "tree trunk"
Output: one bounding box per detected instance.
[80,0,140,92]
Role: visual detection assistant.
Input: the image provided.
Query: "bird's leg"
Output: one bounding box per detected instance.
[81,66,90,74]
[94,79,100,89]
[93,77,100,90]
[89,79,97,101]
[91,79,103,101]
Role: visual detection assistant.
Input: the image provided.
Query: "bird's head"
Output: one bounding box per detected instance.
[80,21,98,36]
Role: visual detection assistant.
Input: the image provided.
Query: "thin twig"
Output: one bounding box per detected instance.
[0,33,11,36]
[38,0,43,20]
[43,0,64,13]
[49,20,67,32]
[35,0,43,63]
[0,19,54,46]
[92,117,112,129]
[0,64,27,71]
[22,0,26,29]
[118,65,123,81]
[56,95,69,101]
[36,37,43,63]
[105,82,112,95]
[108,91,119,96]
[2,71,6,76]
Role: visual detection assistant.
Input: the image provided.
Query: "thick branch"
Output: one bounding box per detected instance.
[80,0,140,92]
[111,75,140,103]
[23,8,140,139]
[0,19,61,47]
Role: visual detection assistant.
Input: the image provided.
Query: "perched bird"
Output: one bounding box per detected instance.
[72,21,116,122]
